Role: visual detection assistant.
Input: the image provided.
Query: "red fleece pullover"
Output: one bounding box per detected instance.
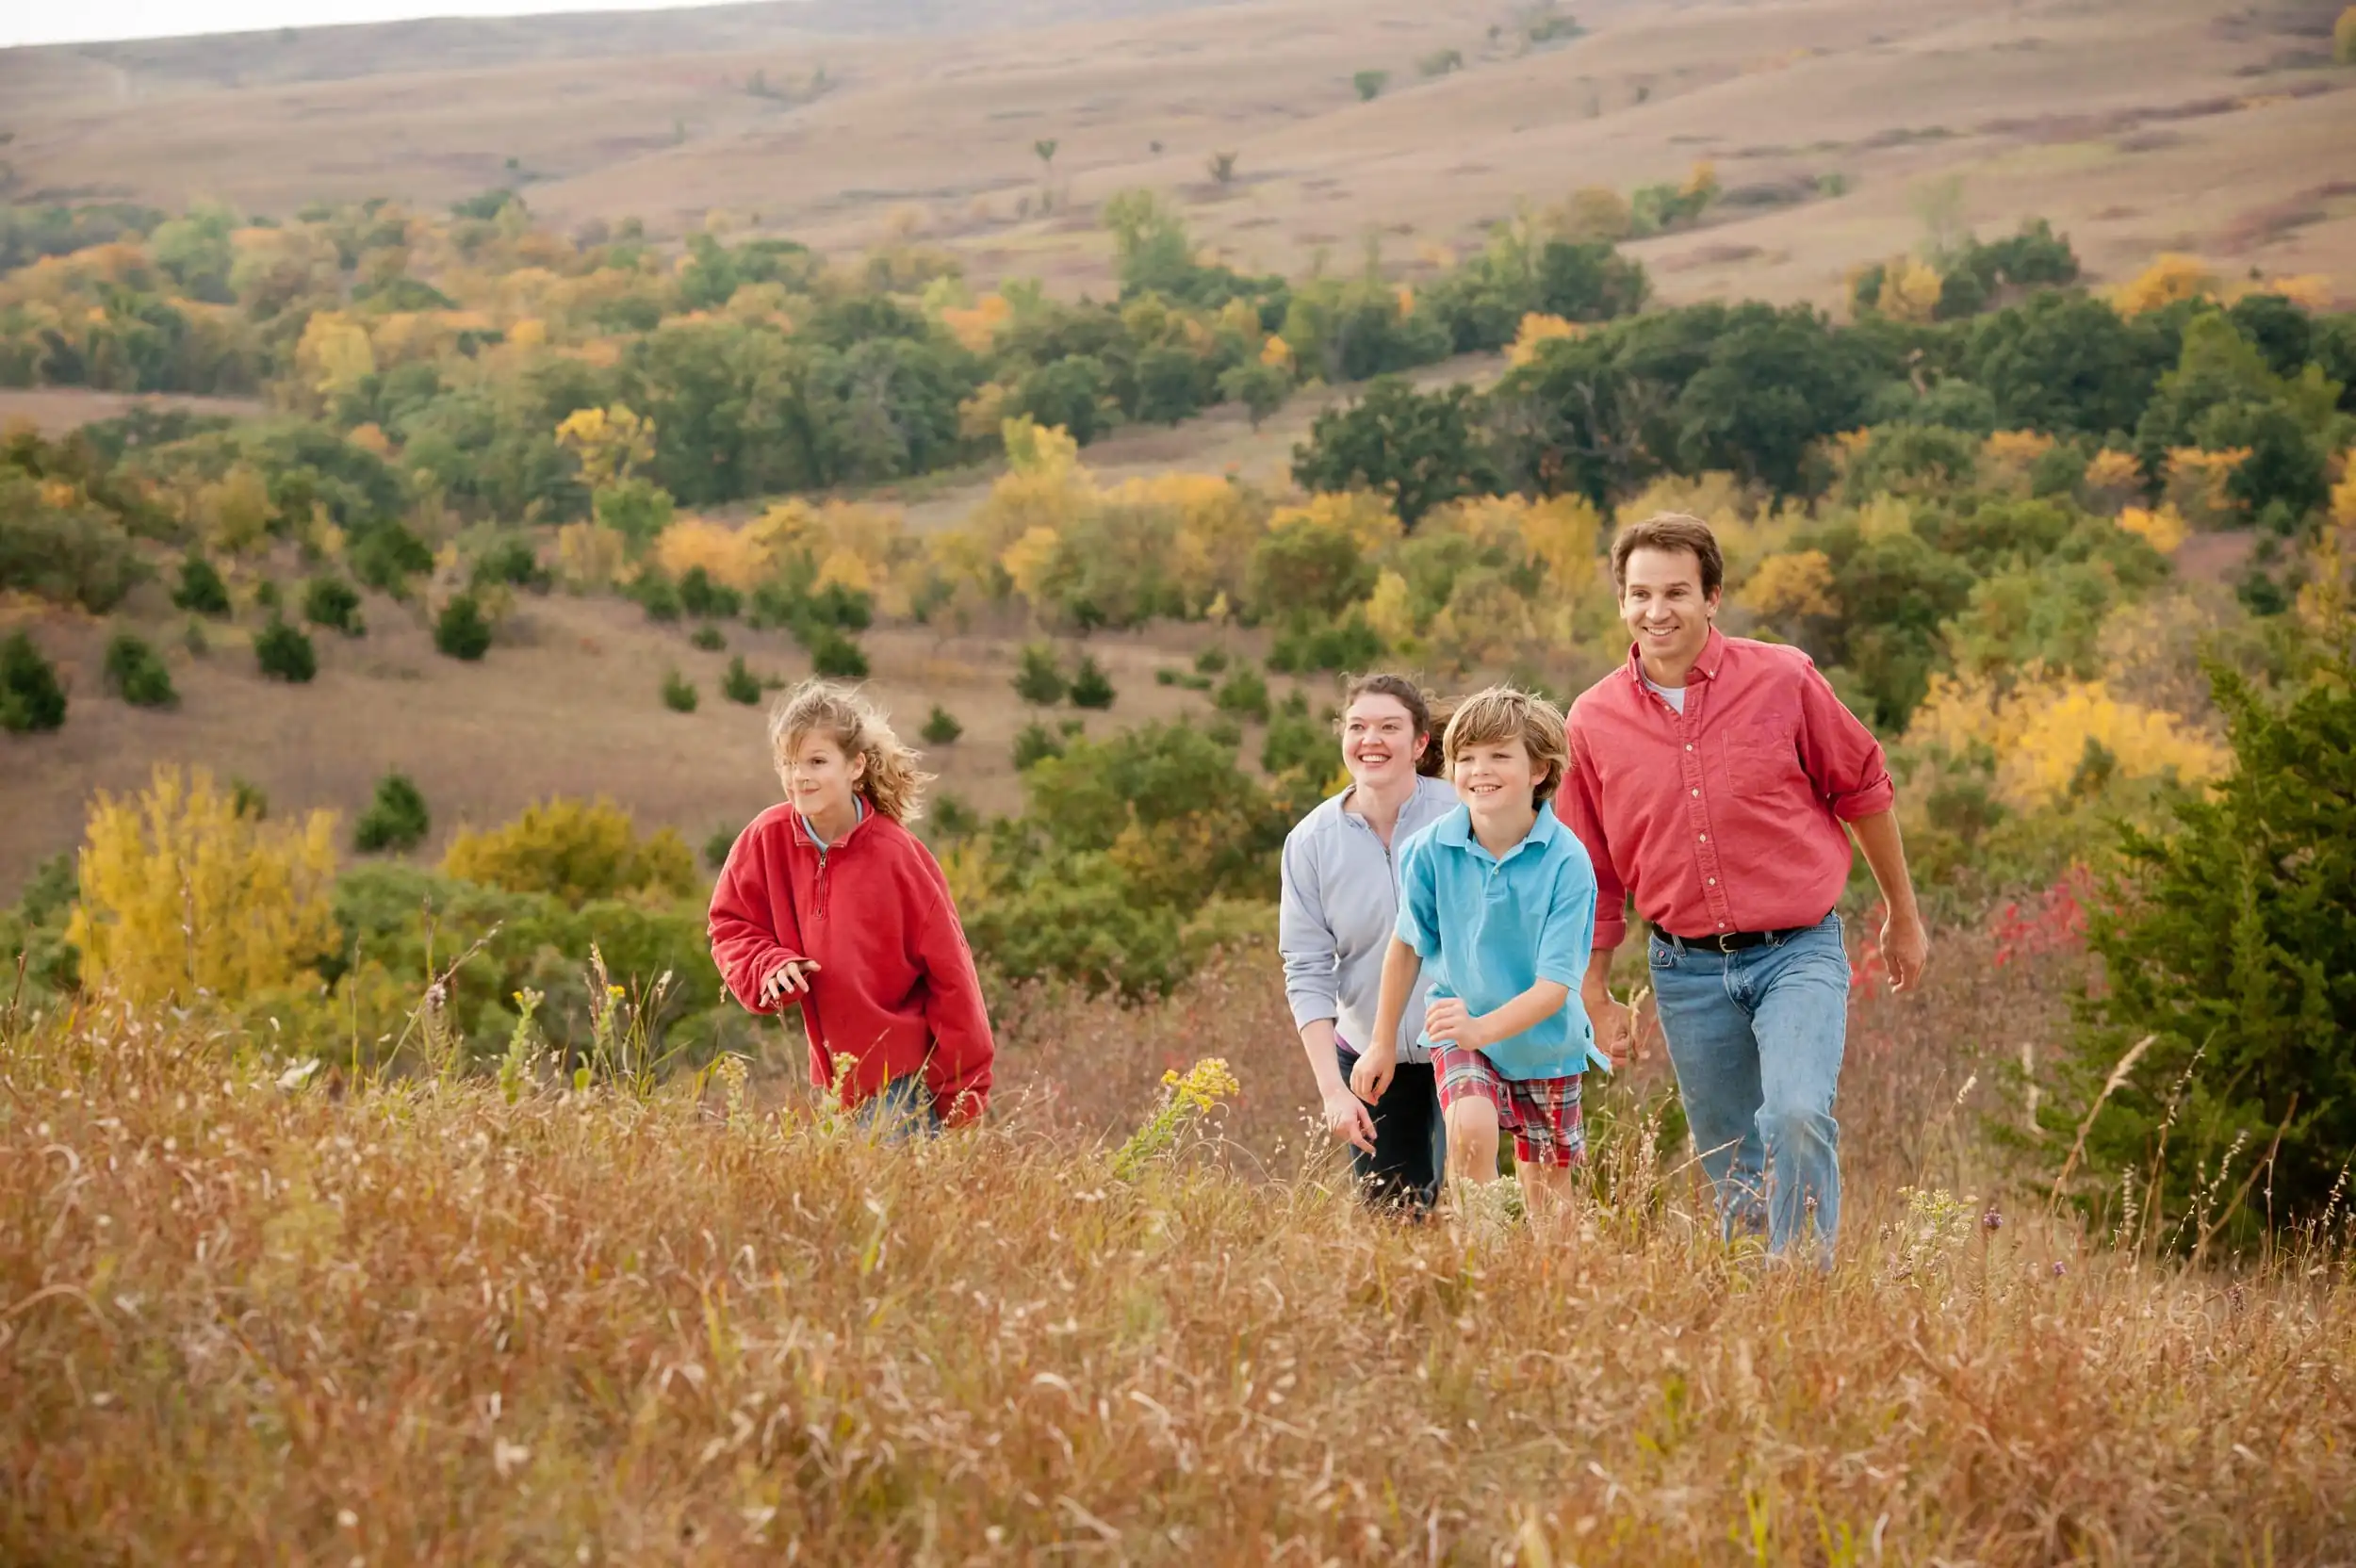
[708,801,994,1124]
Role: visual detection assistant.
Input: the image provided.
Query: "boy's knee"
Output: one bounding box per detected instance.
[1445,1099,1499,1139]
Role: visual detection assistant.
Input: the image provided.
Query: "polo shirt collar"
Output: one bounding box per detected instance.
[1622,625,1729,689]
[1432,801,1560,862]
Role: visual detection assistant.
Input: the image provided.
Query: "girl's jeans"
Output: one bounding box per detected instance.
[1648,913,1848,1262]
[858,1074,943,1142]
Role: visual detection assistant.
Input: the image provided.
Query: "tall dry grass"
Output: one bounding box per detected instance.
[3,933,2352,1563]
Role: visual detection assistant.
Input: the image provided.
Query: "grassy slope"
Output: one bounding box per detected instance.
[2,930,2350,1561]
[2,0,2348,305]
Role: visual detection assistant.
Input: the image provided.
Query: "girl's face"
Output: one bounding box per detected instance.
[1341,694,1426,791]
[786,732,866,824]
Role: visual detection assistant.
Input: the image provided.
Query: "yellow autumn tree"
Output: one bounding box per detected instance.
[1876,256,1946,324]
[1980,430,2054,495]
[442,798,696,907]
[1737,549,1839,635]
[654,516,766,590]
[2112,253,2218,316]
[294,311,376,405]
[2337,5,2356,64]
[553,404,656,487]
[1507,313,1581,367]
[1267,490,1402,558]
[1906,668,2229,809]
[68,766,341,1007]
[2078,448,2146,515]
[197,462,276,554]
[2117,504,2188,554]
[2164,446,2249,529]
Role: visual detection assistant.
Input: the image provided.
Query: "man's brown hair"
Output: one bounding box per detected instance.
[1442,685,1569,807]
[1611,512,1725,599]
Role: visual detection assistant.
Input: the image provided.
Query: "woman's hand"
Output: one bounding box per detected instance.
[1321,1086,1378,1153]
[1349,1041,1399,1104]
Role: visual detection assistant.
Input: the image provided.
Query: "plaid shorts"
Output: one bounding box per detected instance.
[1432,1045,1586,1168]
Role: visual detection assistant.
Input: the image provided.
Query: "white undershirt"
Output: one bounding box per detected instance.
[1643,674,1688,714]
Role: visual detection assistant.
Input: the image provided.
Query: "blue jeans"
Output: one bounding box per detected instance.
[858,1074,942,1142]
[1648,913,1848,1261]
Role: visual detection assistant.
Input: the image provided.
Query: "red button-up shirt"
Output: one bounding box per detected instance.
[1562,628,1895,949]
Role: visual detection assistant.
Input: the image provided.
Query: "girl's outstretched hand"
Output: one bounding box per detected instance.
[758,959,820,1006]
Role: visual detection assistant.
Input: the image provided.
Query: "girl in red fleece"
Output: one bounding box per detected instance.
[709,680,994,1131]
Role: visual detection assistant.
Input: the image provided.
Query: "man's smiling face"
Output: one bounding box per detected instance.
[1618,545,1720,676]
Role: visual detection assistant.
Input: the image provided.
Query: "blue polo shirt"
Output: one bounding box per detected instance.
[1394,803,1609,1080]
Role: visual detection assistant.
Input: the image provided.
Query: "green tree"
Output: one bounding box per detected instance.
[303,575,365,636]
[1246,517,1375,621]
[354,772,431,854]
[2062,652,2356,1242]
[922,704,963,744]
[1218,361,1290,429]
[434,593,494,661]
[661,669,698,712]
[1352,69,1390,101]
[1070,654,1117,710]
[1292,376,1496,527]
[103,632,176,709]
[1,631,67,733]
[722,655,761,705]
[172,556,232,616]
[1013,642,1069,706]
[254,618,317,684]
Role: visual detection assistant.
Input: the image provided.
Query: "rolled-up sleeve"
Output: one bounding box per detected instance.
[1277,830,1340,1031]
[1796,660,1895,821]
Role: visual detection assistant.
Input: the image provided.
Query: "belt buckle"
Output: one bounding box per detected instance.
[1712,931,1740,955]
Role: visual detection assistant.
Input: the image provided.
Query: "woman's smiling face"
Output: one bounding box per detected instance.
[1341,692,1424,790]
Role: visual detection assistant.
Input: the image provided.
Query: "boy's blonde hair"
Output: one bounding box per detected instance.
[767,680,934,823]
[1442,685,1569,807]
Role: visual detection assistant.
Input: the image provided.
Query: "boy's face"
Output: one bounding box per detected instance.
[785,733,866,822]
[1450,732,1541,819]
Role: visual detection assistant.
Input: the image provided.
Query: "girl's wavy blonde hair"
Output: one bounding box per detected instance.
[767,680,934,823]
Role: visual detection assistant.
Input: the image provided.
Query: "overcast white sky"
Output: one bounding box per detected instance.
[2,1,732,50]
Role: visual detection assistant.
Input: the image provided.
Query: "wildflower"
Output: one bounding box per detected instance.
[1982,1206,2004,1233]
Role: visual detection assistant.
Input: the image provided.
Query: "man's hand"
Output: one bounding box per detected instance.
[1422,997,1492,1053]
[1881,910,1929,992]
[1349,1041,1398,1104]
[1320,1086,1378,1154]
[1584,979,1632,1067]
[758,958,820,1007]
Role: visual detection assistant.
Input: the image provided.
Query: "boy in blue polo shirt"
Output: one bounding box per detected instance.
[1352,686,1609,1216]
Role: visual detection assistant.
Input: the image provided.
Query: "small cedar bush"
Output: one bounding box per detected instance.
[679,566,742,620]
[662,669,699,712]
[353,773,432,854]
[103,633,176,709]
[254,618,317,684]
[691,625,727,652]
[807,629,869,679]
[303,576,366,637]
[434,594,494,662]
[922,705,964,744]
[721,656,761,705]
[1013,642,1067,706]
[1,631,68,733]
[633,571,683,623]
[172,557,231,617]
[704,825,739,871]
[1013,722,1065,770]
[1070,654,1117,710]
[1214,664,1271,722]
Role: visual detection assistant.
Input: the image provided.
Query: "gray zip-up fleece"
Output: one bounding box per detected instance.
[1279,775,1458,1064]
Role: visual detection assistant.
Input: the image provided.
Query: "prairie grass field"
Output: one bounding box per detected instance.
[5,925,2354,1564]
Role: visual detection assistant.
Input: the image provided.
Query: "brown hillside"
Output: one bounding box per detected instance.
[1,0,2347,307]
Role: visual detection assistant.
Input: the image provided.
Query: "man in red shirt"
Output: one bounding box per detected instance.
[1561,513,1929,1262]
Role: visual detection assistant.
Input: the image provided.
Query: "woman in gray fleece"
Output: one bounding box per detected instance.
[1278,673,1456,1211]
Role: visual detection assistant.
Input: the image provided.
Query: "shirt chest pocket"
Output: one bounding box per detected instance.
[1714,725,1805,799]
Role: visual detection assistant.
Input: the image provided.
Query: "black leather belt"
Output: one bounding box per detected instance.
[1657,921,1822,954]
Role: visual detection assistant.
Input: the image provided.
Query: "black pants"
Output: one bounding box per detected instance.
[1336,1046,1446,1213]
